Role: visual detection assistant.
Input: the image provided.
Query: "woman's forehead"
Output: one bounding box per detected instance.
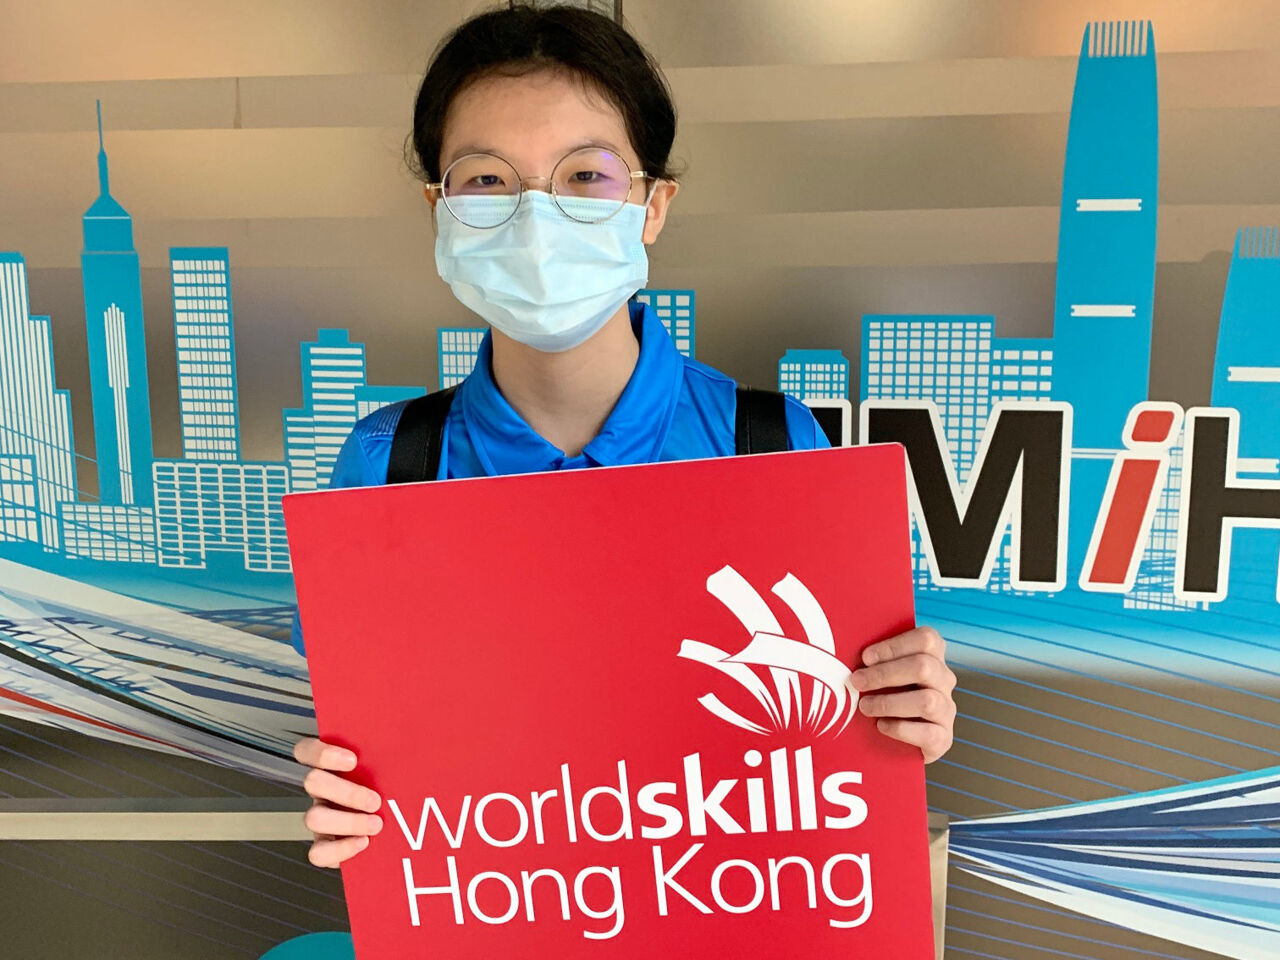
[440,70,636,171]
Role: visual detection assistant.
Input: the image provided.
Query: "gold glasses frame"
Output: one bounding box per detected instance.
[426,146,654,228]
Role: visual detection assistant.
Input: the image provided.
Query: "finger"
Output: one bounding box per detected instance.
[858,688,955,725]
[294,737,358,771]
[302,768,383,813]
[875,718,953,764]
[308,834,371,869]
[304,802,384,839]
[851,652,952,693]
[862,626,945,667]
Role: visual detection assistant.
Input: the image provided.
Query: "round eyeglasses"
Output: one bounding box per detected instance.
[427,147,652,229]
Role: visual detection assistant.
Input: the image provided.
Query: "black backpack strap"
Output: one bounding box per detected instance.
[386,386,457,484]
[734,386,790,455]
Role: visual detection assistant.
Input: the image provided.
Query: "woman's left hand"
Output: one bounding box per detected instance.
[851,625,956,763]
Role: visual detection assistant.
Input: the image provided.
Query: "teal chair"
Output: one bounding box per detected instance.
[260,932,355,960]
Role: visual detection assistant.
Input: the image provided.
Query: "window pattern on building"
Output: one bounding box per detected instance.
[284,331,368,491]
[864,316,994,482]
[152,461,290,572]
[60,503,157,564]
[171,249,241,461]
[862,316,1058,591]
[864,316,993,586]
[354,385,425,421]
[634,290,695,358]
[438,328,486,389]
[988,337,1055,591]
[779,349,850,400]
[991,340,1055,403]
[1126,444,1204,611]
[0,254,77,550]
[103,303,136,504]
[0,456,39,543]
[282,412,316,493]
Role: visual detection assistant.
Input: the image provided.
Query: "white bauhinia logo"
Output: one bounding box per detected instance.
[679,564,859,738]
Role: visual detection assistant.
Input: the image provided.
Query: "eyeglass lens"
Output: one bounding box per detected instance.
[441,147,636,227]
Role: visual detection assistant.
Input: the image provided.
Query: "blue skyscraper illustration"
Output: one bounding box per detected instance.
[1051,21,1158,449]
[0,458,39,547]
[81,101,155,506]
[1212,227,1280,462]
[1045,22,1160,590]
[863,315,996,587]
[153,460,291,571]
[283,329,368,491]
[862,316,1055,590]
[354,385,425,420]
[437,327,485,389]
[171,247,241,461]
[634,289,695,358]
[1208,226,1280,603]
[778,349,850,400]
[0,254,78,551]
[154,245,295,572]
[1126,443,1200,611]
[989,339,1054,405]
[59,500,157,564]
[863,316,996,482]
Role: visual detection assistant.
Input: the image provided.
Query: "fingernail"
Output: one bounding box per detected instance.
[862,649,879,666]
[358,835,369,848]
[850,670,867,690]
[369,816,383,834]
[335,748,357,766]
[859,696,875,714]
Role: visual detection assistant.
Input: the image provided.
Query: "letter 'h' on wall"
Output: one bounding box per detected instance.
[1178,409,1280,604]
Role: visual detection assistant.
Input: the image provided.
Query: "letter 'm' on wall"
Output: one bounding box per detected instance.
[861,400,1071,591]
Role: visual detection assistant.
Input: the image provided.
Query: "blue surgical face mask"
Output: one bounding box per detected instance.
[434,191,650,353]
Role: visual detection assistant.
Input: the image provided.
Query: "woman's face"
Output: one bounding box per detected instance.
[428,69,677,243]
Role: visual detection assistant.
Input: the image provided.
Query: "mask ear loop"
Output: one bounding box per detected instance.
[642,177,662,210]
[635,177,667,242]
[424,183,441,237]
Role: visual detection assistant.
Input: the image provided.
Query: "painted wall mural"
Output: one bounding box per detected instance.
[1,8,1277,960]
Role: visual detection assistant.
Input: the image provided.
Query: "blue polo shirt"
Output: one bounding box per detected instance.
[290,300,829,655]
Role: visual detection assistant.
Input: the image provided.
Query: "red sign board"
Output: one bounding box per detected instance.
[284,444,934,959]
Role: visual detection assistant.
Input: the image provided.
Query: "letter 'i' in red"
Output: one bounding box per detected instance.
[1081,403,1184,592]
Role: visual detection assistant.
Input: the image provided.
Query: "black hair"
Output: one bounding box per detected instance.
[405,3,679,184]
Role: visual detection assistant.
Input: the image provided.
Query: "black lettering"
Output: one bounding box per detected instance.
[863,402,1068,586]
[1181,412,1280,598]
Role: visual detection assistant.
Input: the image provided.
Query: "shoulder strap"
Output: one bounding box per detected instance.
[386,386,457,484]
[734,386,790,455]
[389,384,782,478]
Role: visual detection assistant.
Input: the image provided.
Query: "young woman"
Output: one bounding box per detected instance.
[293,4,957,869]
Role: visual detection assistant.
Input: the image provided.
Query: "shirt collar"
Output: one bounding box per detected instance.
[456,299,684,477]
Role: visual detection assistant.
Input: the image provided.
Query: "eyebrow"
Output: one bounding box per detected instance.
[444,144,498,164]
[441,138,633,171]
[573,137,628,157]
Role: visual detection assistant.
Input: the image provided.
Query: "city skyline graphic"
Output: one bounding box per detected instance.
[0,23,1276,621]
[1,20,1279,960]
[0,33,1277,609]
[0,103,705,592]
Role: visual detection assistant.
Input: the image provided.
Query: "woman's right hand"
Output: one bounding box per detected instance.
[294,736,384,867]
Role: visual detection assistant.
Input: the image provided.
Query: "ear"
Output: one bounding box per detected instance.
[424,184,441,236]
[641,179,679,245]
